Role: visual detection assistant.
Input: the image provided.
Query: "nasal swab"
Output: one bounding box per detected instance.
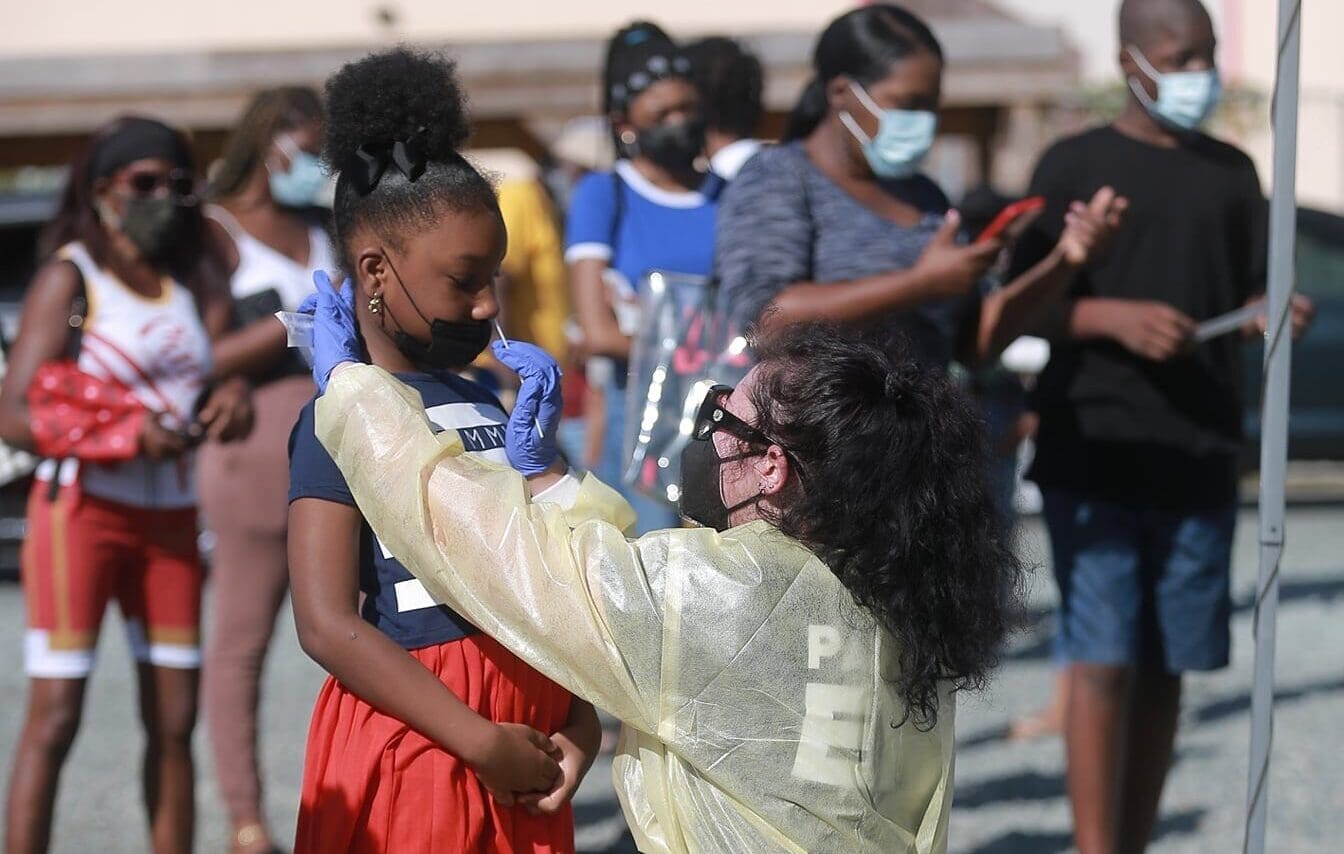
[493,319,546,439]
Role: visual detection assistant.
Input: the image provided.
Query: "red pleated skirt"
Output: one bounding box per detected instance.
[294,633,575,854]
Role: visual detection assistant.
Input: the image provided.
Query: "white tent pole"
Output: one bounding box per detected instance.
[1244,0,1301,851]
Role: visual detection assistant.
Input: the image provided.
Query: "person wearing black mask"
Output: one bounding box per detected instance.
[286,48,603,853]
[564,20,719,534]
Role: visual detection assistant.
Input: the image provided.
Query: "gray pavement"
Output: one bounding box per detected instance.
[0,505,1340,852]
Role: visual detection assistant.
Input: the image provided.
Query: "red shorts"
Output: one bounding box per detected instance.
[296,634,575,854]
[21,482,203,678]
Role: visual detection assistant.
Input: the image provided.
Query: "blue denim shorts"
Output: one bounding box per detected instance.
[1042,489,1235,672]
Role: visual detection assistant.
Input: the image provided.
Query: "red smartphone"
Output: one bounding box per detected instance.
[976,196,1046,244]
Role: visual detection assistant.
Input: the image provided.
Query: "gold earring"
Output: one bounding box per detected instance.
[368,293,382,314]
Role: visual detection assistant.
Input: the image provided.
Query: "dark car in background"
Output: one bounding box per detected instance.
[0,191,57,576]
[1242,207,1344,461]
[0,192,53,339]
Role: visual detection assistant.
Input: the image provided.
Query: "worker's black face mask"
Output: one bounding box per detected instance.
[677,437,764,532]
[677,385,776,532]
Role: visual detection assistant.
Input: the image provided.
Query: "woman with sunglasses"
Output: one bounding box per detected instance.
[0,116,251,854]
[301,271,1022,853]
[200,86,332,854]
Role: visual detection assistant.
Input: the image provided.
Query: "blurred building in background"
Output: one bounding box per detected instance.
[0,1,1078,199]
[1,0,1338,234]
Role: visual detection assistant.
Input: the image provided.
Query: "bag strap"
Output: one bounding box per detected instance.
[609,169,626,259]
[43,258,88,501]
[60,258,88,362]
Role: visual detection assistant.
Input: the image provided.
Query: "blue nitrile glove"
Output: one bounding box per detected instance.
[304,270,362,393]
[491,340,563,476]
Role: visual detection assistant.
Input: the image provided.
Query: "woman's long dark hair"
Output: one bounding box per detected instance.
[39,116,205,281]
[784,4,943,142]
[211,86,324,200]
[749,323,1023,727]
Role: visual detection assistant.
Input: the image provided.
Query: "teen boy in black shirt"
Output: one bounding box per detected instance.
[1008,1,1313,851]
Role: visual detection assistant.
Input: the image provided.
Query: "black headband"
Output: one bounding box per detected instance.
[91,117,191,179]
[606,27,693,113]
[342,127,429,196]
[608,54,694,112]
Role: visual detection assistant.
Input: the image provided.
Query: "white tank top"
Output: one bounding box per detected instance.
[35,242,212,509]
[207,205,334,312]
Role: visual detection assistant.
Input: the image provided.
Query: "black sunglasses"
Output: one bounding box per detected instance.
[691,384,774,446]
[121,168,196,200]
[691,384,809,486]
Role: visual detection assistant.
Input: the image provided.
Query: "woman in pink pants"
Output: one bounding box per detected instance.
[200,87,332,854]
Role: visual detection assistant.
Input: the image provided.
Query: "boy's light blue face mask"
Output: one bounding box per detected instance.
[838,79,938,180]
[269,135,328,208]
[1126,46,1222,131]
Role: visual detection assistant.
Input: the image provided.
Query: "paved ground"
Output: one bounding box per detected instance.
[0,505,1339,852]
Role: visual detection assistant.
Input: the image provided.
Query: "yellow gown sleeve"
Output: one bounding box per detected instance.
[315,364,664,732]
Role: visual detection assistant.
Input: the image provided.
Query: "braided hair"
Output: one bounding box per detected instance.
[323,47,499,273]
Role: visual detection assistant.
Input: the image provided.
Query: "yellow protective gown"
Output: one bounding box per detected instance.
[316,365,955,854]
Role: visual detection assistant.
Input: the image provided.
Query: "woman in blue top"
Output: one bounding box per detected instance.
[716,4,1127,370]
[565,21,718,533]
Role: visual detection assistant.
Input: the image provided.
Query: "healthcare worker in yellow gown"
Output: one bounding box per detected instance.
[303,277,1021,853]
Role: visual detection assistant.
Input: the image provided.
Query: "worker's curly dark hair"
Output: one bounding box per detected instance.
[748,323,1024,728]
[323,46,498,271]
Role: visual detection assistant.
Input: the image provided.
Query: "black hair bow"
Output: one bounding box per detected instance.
[346,128,427,195]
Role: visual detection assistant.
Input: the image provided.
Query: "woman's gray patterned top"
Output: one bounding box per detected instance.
[714,141,975,368]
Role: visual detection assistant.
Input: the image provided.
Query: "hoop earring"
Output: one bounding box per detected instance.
[368,293,382,314]
[619,128,639,157]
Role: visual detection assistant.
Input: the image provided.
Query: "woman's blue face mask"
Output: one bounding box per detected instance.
[838,80,938,180]
[1126,46,1221,131]
[269,135,328,208]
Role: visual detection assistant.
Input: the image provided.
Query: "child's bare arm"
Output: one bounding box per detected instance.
[288,496,561,802]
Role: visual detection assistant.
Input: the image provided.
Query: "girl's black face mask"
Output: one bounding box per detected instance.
[380,253,491,370]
